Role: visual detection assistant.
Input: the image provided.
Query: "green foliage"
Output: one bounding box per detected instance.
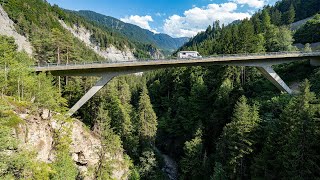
[251,80,320,179]
[271,0,319,23]
[74,10,189,52]
[261,9,271,32]
[138,150,158,179]
[215,96,260,179]
[0,103,52,179]
[303,43,313,52]
[294,14,320,44]
[95,107,122,180]
[180,129,204,179]
[265,25,295,52]
[51,118,78,180]
[0,35,67,111]
[2,0,103,64]
[138,87,158,144]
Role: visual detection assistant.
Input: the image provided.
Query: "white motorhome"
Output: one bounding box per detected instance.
[178,51,202,59]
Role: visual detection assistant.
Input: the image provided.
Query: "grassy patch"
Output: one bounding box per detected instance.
[0,110,25,128]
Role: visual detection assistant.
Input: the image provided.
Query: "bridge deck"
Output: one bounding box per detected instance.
[34,51,320,76]
[34,51,320,116]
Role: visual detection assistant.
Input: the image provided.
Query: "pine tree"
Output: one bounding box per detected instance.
[261,9,271,31]
[95,107,122,180]
[271,10,283,26]
[283,4,295,24]
[278,80,320,178]
[251,81,320,179]
[287,4,295,24]
[51,120,78,180]
[180,129,204,179]
[265,25,294,52]
[215,96,260,179]
[138,87,157,144]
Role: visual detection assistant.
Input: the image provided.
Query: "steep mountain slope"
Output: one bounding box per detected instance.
[1,0,162,64]
[0,5,32,55]
[73,10,189,51]
[270,0,320,22]
[294,14,320,44]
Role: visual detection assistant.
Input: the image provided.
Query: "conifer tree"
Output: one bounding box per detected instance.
[95,107,122,180]
[261,9,271,31]
[278,80,320,178]
[138,87,157,144]
[215,96,260,179]
[180,129,204,179]
[286,4,296,24]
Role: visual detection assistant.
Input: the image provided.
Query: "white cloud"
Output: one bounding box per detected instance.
[231,0,265,8]
[121,15,158,33]
[163,3,251,38]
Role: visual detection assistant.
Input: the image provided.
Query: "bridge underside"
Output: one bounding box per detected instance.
[65,63,294,116]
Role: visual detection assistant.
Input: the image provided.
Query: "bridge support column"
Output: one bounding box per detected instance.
[257,66,292,94]
[67,73,118,116]
[310,57,320,66]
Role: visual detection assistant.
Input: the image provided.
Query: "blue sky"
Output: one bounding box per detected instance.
[47,0,278,37]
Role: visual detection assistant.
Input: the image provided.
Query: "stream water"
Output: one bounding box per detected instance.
[155,147,178,180]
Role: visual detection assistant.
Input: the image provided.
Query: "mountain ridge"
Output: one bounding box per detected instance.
[72,10,189,52]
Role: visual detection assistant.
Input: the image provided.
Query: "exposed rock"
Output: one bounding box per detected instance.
[41,109,51,120]
[16,115,54,162]
[14,112,129,179]
[0,5,33,55]
[147,45,165,59]
[59,20,136,62]
[290,15,315,31]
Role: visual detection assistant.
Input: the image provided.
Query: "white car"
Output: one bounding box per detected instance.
[178,51,202,59]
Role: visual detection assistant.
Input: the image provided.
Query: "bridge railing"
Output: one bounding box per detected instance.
[35,51,320,68]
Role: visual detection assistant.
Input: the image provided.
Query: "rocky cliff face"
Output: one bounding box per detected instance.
[15,109,129,179]
[147,46,165,60]
[0,5,33,55]
[59,20,136,62]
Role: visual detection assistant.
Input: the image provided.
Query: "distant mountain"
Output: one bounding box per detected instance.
[72,10,189,52]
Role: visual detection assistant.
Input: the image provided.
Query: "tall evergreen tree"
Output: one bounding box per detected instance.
[278,80,320,178]
[261,9,271,31]
[215,96,260,179]
[95,107,122,180]
[138,87,157,144]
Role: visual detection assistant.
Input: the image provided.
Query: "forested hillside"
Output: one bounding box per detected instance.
[269,0,320,23]
[294,14,320,44]
[1,0,320,179]
[148,0,320,179]
[73,10,189,52]
[0,0,165,179]
[2,0,162,63]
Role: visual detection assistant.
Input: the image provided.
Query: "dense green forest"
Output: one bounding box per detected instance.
[1,0,320,179]
[269,0,320,22]
[294,14,320,43]
[153,0,320,179]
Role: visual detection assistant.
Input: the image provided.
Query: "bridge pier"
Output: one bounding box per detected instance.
[257,66,292,94]
[67,72,118,116]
